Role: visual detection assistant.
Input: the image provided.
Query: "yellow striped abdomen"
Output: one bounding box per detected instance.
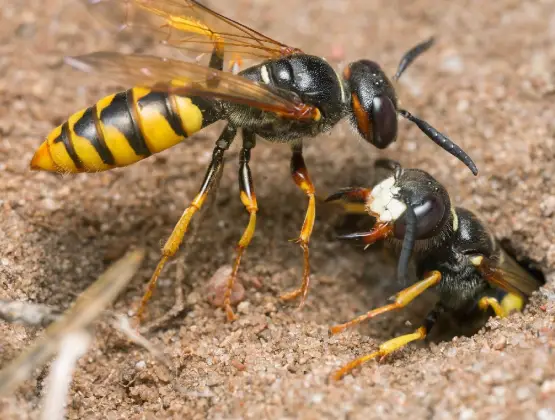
[31,88,205,173]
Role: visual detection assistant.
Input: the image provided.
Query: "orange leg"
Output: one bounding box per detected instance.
[136,126,236,322]
[280,146,316,308]
[331,305,440,381]
[332,326,428,381]
[223,132,258,322]
[329,270,441,335]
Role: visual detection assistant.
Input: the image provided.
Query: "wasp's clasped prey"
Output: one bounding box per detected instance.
[326,162,542,380]
[31,0,477,322]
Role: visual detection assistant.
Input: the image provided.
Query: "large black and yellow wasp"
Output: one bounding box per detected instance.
[31,0,478,322]
[325,161,542,380]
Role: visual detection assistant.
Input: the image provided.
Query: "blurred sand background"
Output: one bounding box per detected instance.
[0,0,554,418]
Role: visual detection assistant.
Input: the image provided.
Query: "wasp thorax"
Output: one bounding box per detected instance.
[344,60,398,149]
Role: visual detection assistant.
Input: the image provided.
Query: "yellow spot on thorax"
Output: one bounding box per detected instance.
[470,256,484,266]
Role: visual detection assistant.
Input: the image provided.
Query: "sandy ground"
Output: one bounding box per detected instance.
[1,0,555,419]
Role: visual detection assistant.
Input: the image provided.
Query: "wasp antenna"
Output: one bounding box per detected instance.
[397,202,416,286]
[399,109,478,176]
[393,37,435,81]
[325,187,371,203]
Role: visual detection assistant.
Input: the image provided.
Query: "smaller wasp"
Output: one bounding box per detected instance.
[326,161,543,380]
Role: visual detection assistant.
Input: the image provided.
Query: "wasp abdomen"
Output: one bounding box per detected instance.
[31,87,205,173]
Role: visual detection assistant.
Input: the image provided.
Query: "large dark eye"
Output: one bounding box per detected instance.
[345,60,398,148]
[393,195,446,240]
[372,96,398,149]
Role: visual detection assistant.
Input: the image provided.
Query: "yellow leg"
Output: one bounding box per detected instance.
[222,142,258,322]
[137,191,207,322]
[280,147,316,308]
[478,293,523,318]
[330,270,441,335]
[478,296,506,318]
[331,326,427,381]
[136,131,235,322]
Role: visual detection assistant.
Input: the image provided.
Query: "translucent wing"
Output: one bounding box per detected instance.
[83,0,302,60]
[65,52,319,121]
[477,249,542,298]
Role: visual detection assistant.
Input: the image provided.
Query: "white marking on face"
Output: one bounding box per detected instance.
[261,65,271,84]
[367,176,406,222]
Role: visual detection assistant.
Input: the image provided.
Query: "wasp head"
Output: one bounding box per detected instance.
[326,168,451,244]
[343,60,399,149]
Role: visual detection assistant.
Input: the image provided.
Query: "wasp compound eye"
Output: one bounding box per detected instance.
[345,60,398,148]
[393,194,447,240]
[372,95,398,149]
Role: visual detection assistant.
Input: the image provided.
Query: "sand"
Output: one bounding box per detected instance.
[0,0,554,419]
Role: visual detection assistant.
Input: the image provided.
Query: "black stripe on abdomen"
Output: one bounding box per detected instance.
[73,106,116,165]
[100,91,151,157]
[53,122,83,170]
[136,91,187,138]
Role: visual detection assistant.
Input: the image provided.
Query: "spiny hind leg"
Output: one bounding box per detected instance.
[223,130,258,322]
[136,125,237,322]
[280,144,316,308]
[329,270,441,335]
[331,306,440,381]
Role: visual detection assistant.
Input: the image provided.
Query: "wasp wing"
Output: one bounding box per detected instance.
[477,249,542,298]
[65,52,318,121]
[82,0,302,61]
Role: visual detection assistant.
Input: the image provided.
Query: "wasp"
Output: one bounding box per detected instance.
[326,161,542,380]
[30,0,478,322]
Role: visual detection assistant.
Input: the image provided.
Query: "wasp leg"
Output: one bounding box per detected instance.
[223,130,258,322]
[329,270,441,335]
[280,144,316,308]
[478,296,507,318]
[331,306,440,381]
[136,125,237,322]
[478,292,524,318]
